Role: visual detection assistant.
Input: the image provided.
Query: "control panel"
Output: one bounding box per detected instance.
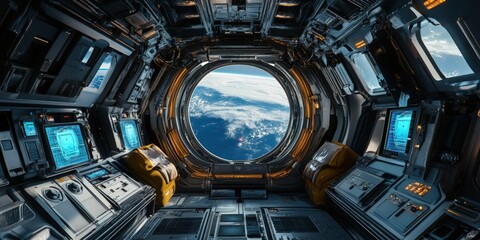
[55,175,113,221]
[372,192,429,234]
[25,179,98,239]
[367,177,445,237]
[81,162,142,205]
[11,110,50,177]
[24,173,117,239]
[335,168,385,208]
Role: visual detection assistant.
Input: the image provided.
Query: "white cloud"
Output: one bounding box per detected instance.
[421,26,463,57]
[422,38,463,57]
[189,96,289,138]
[197,72,290,107]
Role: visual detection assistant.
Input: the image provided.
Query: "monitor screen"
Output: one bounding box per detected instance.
[44,124,90,170]
[22,121,37,137]
[382,109,416,160]
[119,120,140,150]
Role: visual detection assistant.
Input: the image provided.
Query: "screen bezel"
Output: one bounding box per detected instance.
[118,119,141,151]
[379,107,418,161]
[42,122,91,171]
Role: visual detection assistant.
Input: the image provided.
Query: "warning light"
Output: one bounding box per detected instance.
[424,0,446,10]
[405,182,431,196]
[355,40,367,49]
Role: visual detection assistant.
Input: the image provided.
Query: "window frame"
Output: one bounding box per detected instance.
[349,52,386,96]
[411,19,475,81]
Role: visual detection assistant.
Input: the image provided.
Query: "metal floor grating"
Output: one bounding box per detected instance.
[271,216,319,233]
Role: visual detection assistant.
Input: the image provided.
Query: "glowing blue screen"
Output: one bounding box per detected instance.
[384,110,413,154]
[45,124,89,169]
[120,120,140,150]
[85,169,108,180]
[23,121,37,136]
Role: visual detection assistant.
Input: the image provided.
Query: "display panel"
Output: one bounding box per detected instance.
[381,109,416,160]
[44,124,90,170]
[85,169,108,180]
[119,120,141,151]
[22,121,37,137]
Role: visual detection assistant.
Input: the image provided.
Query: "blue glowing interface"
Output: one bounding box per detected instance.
[23,121,37,137]
[44,124,89,170]
[85,169,108,180]
[384,110,414,154]
[120,120,140,150]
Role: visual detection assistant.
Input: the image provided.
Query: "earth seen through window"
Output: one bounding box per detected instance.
[188,65,291,161]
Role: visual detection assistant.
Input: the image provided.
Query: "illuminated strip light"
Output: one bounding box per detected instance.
[423,0,446,10]
[214,174,264,179]
[355,40,367,49]
[33,36,49,44]
[279,2,301,7]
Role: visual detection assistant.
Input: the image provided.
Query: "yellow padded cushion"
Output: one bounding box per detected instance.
[327,141,359,168]
[303,142,358,206]
[123,144,178,207]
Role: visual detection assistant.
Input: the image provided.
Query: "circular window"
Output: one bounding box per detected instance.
[188,65,291,161]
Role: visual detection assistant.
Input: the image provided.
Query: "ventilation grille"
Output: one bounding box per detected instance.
[1,67,30,93]
[154,218,202,235]
[271,216,319,233]
[0,204,34,228]
[0,207,20,228]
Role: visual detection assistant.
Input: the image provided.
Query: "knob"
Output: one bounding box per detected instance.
[67,182,82,194]
[44,188,62,201]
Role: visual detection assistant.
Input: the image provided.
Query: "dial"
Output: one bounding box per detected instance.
[66,181,82,194]
[43,187,63,202]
